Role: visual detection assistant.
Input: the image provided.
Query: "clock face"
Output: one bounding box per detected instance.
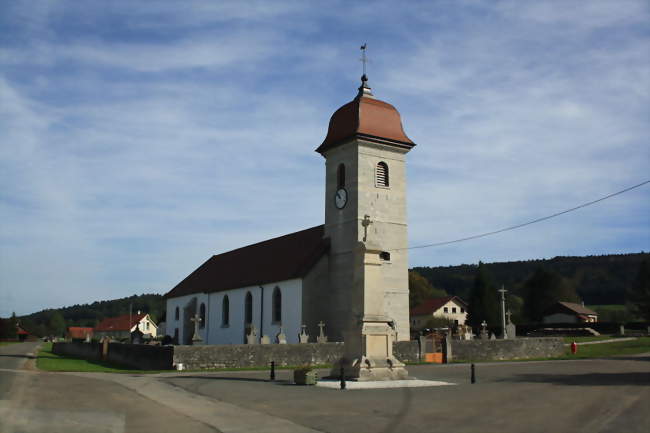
[334,188,348,209]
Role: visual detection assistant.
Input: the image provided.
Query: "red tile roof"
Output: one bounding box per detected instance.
[410,296,467,316]
[67,327,94,339]
[316,89,415,154]
[164,225,329,299]
[95,314,146,332]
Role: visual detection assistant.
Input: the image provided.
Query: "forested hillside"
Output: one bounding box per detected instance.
[16,294,164,337]
[413,252,649,305]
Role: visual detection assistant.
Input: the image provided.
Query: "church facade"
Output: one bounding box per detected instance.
[164,76,416,345]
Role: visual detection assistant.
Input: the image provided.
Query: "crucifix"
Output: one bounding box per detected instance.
[190,313,203,343]
[361,214,373,242]
[498,286,508,339]
[318,321,326,337]
[506,310,512,324]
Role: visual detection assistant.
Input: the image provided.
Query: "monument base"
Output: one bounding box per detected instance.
[329,320,409,381]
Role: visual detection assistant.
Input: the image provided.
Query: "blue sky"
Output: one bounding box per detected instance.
[1,0,649,316]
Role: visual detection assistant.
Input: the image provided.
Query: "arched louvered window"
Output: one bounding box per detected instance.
[337,163,346,189]
[272,287,282,323]
[199,303,206,329]
[174,307,179,321]
[376,161,389,187]
[244,292,253,324]
[222,295,230,326]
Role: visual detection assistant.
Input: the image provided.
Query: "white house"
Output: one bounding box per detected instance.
[164,75,417,346]
[410,296,468,331]
[94,313,158,340]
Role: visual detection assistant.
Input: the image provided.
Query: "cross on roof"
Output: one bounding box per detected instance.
[360,43,368,77]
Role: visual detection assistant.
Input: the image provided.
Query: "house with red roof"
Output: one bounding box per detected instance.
[410,296,468,331]
[66,327,94,342]
[94,313,158,341]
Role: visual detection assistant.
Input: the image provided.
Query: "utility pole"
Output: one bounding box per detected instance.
[498,286,508,339]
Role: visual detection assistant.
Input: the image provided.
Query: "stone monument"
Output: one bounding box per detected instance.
[190,314,203,345]
[316,321,328,343]
[505,311,516,339]
[480,321,489,340]
[277,327,287,344]
[330,240,408,381]
[246,325,258,345]
[298,324,309,343]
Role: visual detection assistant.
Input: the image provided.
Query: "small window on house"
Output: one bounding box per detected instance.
[452,307,457,313]
[175,307,179,321]
[444,307,448,313]
[222,295,230,326]
[146,322,150,331]
[199,303,206,329]
[272,287,282,323]
[380,251,391,261]
[337,163,346,189]
[461,308,465,313]
[244,292,253,324]
[376,161,389,187]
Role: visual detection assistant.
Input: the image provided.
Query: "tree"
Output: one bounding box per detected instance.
[523,267,580,322]
[627,259,650,321]
[48,311,66,337]
[467,262,500,329]
[409,270,447,308]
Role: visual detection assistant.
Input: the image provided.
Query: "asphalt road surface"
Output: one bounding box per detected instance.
[1,341,648,433]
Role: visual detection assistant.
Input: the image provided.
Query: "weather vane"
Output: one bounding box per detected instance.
[360,43,368,78]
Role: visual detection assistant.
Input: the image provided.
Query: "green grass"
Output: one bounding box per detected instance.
[562,335,620,343]
[36,343,167,374]
[556,337,650,360]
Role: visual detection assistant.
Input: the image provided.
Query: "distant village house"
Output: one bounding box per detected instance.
[542,301,598,324]
[66,326,93,342]
[94,312,158,341]
[410,296,468,331]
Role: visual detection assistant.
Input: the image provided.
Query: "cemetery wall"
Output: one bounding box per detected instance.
[107,343,173,370]
[450,337,564,362]
[53,341,101,360]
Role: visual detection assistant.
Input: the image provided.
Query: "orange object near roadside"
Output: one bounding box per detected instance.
[424,353,443,363]
[571,341,578,354]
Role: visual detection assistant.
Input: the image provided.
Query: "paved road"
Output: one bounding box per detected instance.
[1,342,648,433]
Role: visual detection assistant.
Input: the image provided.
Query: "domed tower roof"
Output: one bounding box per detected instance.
[316,76,416,155]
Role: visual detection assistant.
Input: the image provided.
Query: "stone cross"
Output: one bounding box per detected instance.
[317,321,328,343]
[361,215,373,242]
[190,314,203,344]
[506,310,512,324]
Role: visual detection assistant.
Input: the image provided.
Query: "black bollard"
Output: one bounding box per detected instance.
[340,366,346,390]
[470,363,476,384]
[270,361,275,381]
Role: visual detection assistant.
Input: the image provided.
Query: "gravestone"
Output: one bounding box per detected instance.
[246,325,258,345]
[316,321,328,343]
[505,311,516,339]
[298,324,309,343]
[619,325,625,336]
[190,314,203,345]
[490,333,496,340]
[480,321,489,340]
[277,327,287,344]
[260,335,271,345]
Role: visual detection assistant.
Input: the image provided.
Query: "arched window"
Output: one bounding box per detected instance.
[244,292,253,324]
[199,303,206,329]
[376,161,389,187]
[175,306,179,321]
[337,163,346,189]
[272,287,282,324]
[222,295,230,326]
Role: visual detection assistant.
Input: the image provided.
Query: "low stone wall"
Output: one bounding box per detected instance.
[53,341,101,360]
[107,343,173,370]
[52,342,173,370]
[393,340,419,363]
[450,337,564,362]
[174,342,344,369]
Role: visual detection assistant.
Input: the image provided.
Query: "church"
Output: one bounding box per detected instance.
[164,74,416,346]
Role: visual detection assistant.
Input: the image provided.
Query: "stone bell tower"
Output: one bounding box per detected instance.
[316,74,415,379]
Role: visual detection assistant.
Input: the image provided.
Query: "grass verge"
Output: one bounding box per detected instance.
[0,341,22,347]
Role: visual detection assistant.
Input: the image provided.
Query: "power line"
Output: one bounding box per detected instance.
[394,180,650,251]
